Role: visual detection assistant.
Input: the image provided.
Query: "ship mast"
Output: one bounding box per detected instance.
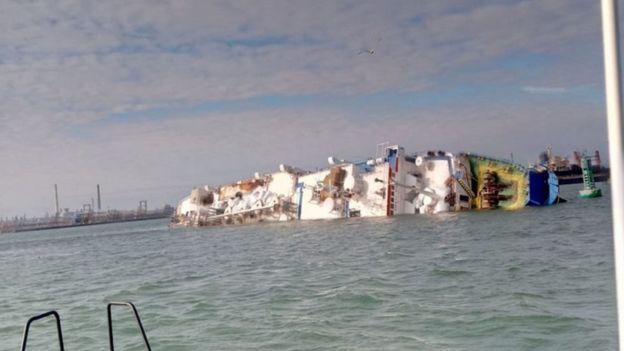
[601,0,624,349]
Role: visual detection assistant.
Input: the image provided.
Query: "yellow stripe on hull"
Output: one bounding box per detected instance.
[467,155,529,210]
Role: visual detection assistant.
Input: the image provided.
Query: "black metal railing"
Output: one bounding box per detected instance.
[20,310,65,351]
[19,302,152,351]
[107,302,152,351]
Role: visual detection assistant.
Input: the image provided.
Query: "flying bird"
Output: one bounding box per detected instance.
[358,36,382,55]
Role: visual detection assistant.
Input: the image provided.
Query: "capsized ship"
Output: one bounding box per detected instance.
[172,144,561,227]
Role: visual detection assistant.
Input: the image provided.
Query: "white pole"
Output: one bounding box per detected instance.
[601,0,624,349]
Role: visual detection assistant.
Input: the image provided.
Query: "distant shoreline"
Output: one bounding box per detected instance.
[1,213,171,234]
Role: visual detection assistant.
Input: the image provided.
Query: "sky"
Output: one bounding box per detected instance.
[0,0,616,217]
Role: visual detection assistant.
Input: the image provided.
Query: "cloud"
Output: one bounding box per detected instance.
[0,96,608,217]
[0,0,601,124]
[521,86,568,94]
[0,0,609,216]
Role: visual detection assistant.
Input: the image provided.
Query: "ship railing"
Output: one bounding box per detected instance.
[19,302,152,351]
[20,311,65,351]
[107,302,152,351]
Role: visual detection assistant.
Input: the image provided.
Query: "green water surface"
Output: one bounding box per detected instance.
[0,184,616,350]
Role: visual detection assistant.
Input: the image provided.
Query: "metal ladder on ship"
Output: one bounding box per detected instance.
[19,302,152,351]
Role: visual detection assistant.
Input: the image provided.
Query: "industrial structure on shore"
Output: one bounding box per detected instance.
[0,184,173,234]
[539,147,610,184]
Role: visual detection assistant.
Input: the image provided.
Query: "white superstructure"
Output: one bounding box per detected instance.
[172,144,476,227]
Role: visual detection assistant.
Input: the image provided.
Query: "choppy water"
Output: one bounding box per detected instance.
[0,184,617,350]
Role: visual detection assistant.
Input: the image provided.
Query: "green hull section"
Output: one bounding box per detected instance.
[579,188,602,198]
[579,156,601,198]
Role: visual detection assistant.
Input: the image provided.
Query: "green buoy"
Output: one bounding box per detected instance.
[579,155,602,198]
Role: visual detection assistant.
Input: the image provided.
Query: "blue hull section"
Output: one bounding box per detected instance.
[528,169,559,206]
[547,172,560,205]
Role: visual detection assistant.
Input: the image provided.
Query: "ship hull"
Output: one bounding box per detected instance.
[172,146,561,227]
[464,154,528,210]
[527,169,560,206]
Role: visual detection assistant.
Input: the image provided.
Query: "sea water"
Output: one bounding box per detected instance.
[0,185,616,350]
